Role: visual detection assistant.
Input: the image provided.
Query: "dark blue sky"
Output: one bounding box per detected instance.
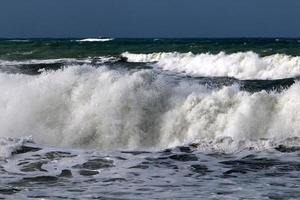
[1,0,300,38]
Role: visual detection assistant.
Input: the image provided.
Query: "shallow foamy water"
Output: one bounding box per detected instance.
[0,139,299,199]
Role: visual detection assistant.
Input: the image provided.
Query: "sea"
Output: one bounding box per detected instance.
[0,38,300,199]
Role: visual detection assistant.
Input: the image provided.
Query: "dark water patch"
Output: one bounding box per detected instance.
[160,148,173,155]
[81,158,114,170]
[223,168,248,175]
[0,187,21,195]
[190,164,210,175]
[276,163,300,172]
[220,157,281,170]
[181,75,296,92]
[177,146,194,153]
[44,151,75,160]
[175,75,238,90]
[169,154,198,162]
[59,169,72,178]
[115,156,127,160]
[121,151,151,155]
[15,151,76,173]
[18,63,64,75]
[114,59,153,70]
[275,145,300,153]
[269,182,287,187]
[265,192,300,200]
[240,78,295,92]
[72,157,114,173]
[19,161,47,172]
[103,178,127,182]
[264,172,288,177]
[206,153,234,159]
[79,170,99,176]
[12,145,41,155]
[22,175,58,182]
[220,156,300,177]
[67,189,86,192]
[216,190,235,195]
[143,157,179,169]
[27,195,49,199]
[129,164,149,170]
[144,156,168,162]
[28,195,74,199]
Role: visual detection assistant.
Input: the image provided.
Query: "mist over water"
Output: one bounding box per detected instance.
[1,39,300,199]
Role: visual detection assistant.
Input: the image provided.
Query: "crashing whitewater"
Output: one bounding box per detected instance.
[122,51,300,79]
[1,63,300,155]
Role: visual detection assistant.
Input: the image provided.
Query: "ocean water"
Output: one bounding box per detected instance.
[0,38,300,199]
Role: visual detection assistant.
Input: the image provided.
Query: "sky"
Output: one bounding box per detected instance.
[1,0,300,38]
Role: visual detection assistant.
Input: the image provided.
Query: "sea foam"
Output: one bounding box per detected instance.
[76,38,114,42]
[122,51,300,80]
[1,65,300,152]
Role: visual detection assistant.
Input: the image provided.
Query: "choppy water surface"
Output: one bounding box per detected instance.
[0,38,300,199]
[0,139,300,199]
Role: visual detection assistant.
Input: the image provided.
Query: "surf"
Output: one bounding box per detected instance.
[122,51,300,80]
[0,65,300,152]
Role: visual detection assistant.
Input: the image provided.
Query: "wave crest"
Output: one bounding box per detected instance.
[122,51,300,80]
[1,65,300,151]
[76,38,114,42]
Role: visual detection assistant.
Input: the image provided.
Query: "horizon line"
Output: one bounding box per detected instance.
[1,37,300,40]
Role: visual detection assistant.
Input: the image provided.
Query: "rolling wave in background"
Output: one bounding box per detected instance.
[76,38,114,42]
[122,51,300,79]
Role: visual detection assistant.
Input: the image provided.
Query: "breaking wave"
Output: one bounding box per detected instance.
[121,51,300,80]
[76,38,114,42]
[0,57,118,67]
[0,57,119,74]
[0,65,300,152]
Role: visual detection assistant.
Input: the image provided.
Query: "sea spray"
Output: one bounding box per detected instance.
[1,65,300,150]
[122,51,300,79]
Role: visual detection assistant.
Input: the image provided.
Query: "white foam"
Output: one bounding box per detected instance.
[122,51,300,80]
[0,137,32,159]
[122,51,173,63]
[0,57,118,73]
[6,39,30,42]
[0,58,85,66]
[193,137,300,154]
[76,38,114,42]
[1,65,300,151]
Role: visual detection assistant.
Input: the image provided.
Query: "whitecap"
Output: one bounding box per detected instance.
[76,38,114,42]
[122,51,300,80]
[0,65,300,151]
